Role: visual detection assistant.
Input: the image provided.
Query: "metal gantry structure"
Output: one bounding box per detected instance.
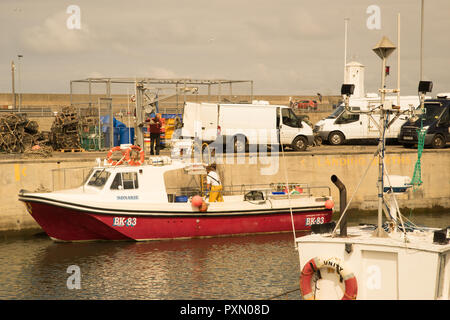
[69,77,253,148]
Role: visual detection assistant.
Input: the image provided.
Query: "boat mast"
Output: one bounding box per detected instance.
[372,36,396,237]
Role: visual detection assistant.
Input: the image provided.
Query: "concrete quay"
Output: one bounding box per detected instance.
[0,145,449,233]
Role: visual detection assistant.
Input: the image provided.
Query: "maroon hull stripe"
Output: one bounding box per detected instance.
[24,201,333,241]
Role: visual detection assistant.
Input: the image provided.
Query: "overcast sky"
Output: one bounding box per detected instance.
[1,0,449,96]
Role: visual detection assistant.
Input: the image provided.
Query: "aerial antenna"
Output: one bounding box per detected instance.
[344,18,350,81]
[420,0,424,80]
[397,13,401,107]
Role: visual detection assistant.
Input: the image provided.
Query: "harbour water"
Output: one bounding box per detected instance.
[0,211,448,300]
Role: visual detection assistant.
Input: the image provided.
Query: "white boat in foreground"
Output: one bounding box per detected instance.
[297,224,450,299]
[295,36,450,300]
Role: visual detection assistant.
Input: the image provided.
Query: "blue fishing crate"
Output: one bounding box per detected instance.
[175,196,188,202]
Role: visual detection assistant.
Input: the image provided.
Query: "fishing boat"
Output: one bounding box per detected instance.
[295,36,450,300]
[18,145,334,242]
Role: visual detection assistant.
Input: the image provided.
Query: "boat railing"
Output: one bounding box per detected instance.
[166,183,331,201]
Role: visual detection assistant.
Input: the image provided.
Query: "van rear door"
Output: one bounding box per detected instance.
[181,102,200,138]
[200,103,219,141]
[181,102,218,141]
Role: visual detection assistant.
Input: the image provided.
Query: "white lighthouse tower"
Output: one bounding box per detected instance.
[344,61,365,98]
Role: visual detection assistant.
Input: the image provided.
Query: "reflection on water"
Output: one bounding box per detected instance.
[0,232,302,300]
[0,211,448,300]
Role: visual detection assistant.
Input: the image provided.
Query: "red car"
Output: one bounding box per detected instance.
[292,100,318,110]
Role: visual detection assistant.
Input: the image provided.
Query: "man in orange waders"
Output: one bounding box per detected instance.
[206,164,223,202]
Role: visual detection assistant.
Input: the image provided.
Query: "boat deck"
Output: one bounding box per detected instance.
[296,226,450,253]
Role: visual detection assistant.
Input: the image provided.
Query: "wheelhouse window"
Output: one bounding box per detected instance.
[110,172,139,190]
[87,170,111,188]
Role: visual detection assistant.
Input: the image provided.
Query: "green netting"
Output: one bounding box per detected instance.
[410,120,426,190]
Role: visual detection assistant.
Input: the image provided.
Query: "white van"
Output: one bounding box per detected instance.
[315,95,420,145]
[180,102,314,152]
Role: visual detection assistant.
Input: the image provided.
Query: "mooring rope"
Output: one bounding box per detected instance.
[280,143,297,250]
[267,288,300,300]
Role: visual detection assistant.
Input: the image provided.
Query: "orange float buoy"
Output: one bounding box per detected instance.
[191,195,203,207]
[325,199,334,209]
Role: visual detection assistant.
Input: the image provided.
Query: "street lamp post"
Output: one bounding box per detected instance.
[11,60,16,109]
[17,54,23,112]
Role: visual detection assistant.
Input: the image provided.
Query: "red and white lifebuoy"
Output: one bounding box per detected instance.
[106,146,126,166]
[300,257,357,300]
[125,145,145,166]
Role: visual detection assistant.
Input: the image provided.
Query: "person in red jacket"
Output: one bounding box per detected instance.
[148,113,162,155]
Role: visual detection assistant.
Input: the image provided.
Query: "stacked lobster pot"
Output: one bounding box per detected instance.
[0,113,48,153]
[50,106,81,150]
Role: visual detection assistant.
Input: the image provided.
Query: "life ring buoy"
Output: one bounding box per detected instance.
[300,257,357,300]
[125,145,145,166]
[106,146,126,166]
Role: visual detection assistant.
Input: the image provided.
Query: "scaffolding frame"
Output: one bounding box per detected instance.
[70,77,253,106]
[69,77,254,148]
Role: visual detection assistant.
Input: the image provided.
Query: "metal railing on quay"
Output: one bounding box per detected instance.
[0,106,55,117]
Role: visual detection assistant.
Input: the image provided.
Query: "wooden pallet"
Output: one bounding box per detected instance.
[58,148,85,153]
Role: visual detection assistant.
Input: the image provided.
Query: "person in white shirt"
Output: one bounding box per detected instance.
[206,164,223,202]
